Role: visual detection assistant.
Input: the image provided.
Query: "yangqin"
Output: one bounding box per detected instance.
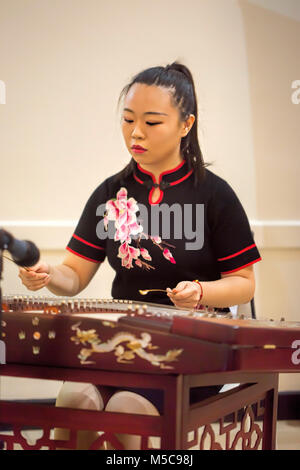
[1,295,300,374]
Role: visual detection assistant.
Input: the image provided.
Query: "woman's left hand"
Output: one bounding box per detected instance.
[167,281,200,310]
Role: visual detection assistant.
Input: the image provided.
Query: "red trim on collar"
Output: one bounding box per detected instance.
[149,187,164,205]
[134,160,193,203]
[137,160,185,183]
[169,169,193,186]
[158,160,186,181]
[137,163,156,183]
[133,173,144,185]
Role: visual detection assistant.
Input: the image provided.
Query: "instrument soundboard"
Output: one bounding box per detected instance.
[1,296,300,374]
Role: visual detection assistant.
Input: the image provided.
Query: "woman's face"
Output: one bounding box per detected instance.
[121,83,191,168]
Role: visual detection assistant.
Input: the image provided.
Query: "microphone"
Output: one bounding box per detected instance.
[0,228,40,267]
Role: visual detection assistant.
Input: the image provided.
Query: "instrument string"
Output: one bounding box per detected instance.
[2,254,30,271]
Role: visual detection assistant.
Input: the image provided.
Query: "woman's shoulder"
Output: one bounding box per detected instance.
[87,170,131,202]
[202,168,234,195]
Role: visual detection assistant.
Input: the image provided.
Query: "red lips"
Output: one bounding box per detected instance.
[131,145,147,151]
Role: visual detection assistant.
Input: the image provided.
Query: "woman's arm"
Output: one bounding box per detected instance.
[167,265,255,310]
[19,251,100,297]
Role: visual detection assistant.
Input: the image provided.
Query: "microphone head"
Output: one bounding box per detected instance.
[13,240,40,267]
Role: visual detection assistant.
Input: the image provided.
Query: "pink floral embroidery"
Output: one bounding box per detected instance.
[118,242,141,269]
[104,187,176,270]
[104,187,142,244]
[140,248,152,261]
[163,248,176,264]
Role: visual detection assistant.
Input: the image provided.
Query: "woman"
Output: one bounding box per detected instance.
[19,62,261,449]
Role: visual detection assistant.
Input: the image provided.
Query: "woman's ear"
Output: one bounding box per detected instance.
[181,114,195,137]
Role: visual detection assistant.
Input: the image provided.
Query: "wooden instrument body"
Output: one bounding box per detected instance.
[0,296,296,450]
[1,296,300,374]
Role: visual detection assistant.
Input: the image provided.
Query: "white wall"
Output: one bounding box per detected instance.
[0,0,299,398]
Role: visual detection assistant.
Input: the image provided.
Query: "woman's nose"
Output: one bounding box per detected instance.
[131,123,145,139]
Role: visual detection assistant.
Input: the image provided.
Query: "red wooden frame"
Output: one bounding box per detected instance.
[0,364,278,450]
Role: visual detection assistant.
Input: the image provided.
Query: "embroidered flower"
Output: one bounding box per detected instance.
[117,242,140,269]
[104,187,176,269]
[163,248,176,264]
[140,248,152,261]
[150,235,162,244]
[104,187,143,244]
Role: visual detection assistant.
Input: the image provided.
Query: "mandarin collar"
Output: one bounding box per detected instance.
[133,159,193,190]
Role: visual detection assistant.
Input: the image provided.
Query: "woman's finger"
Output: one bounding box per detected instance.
[19,270,49,281]
[168,297,196,309]
[21,277,50,291]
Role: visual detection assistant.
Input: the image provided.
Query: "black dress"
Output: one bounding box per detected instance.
[67,160,261,411]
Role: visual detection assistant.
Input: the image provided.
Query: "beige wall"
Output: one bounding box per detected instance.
[0,0,299,398]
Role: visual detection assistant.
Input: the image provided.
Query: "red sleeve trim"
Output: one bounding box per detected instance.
[220,257,261,274]
[217,243,256,261]
[73,234,104,250]
[66,246,102,263]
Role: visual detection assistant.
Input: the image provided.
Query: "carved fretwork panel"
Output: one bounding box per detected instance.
[187,400,266,450]
[0,427,161,450]
[0,395,272,450]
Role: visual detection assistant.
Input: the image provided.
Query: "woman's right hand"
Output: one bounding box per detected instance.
[18,261,51,291]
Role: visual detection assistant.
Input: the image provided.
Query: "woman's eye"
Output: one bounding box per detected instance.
[123,118,161,126]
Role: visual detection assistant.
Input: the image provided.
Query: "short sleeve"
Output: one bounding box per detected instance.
[209,178,261,274]
[66,181,108,264]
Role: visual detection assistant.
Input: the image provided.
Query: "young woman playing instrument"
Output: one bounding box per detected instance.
[19,62,261,449]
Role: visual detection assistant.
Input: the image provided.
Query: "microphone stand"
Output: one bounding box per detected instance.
[0,248,5,450]
[0,246,5,365]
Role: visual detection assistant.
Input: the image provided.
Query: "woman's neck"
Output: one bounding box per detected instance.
[138,153,184,182]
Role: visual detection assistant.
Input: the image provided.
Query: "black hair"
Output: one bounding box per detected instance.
[115,61,207,185]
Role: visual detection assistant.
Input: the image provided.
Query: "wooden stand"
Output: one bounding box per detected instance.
[0,364,278,450]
